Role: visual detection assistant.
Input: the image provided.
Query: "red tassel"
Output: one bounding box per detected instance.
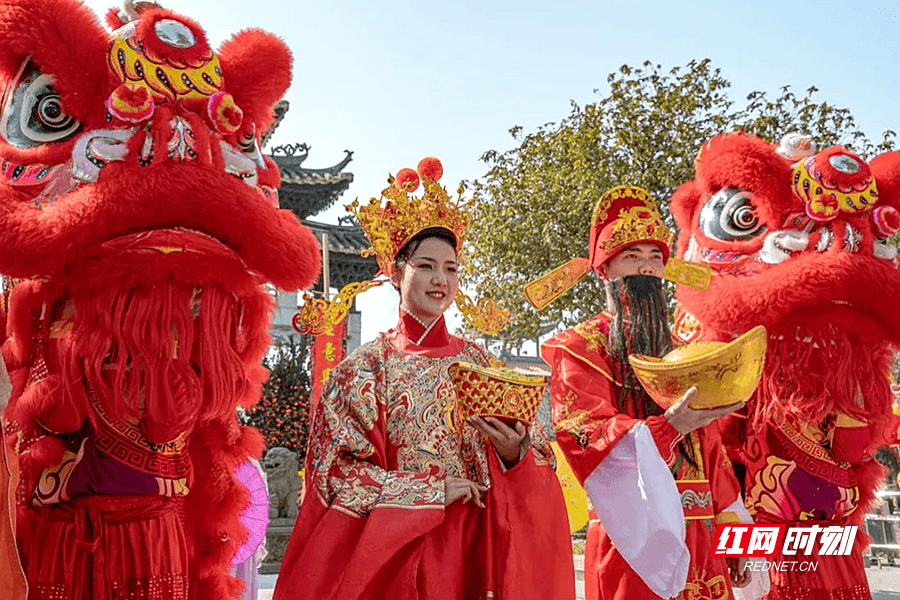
[752,323,893,453]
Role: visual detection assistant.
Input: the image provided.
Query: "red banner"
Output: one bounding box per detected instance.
[310,320,347,416]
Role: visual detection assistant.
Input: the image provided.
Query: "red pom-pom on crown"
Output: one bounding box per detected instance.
[396,168,420,192]
[417,156,443,181]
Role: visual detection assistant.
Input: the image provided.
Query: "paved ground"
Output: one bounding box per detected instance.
[259,575,275,600]
[257,564,900,599]
[870,565,900,599]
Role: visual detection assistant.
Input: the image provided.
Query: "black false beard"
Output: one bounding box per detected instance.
[606,274,673,418]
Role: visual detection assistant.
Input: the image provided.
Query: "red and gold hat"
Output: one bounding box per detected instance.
[588,185,673,271]
[525,186,708,311]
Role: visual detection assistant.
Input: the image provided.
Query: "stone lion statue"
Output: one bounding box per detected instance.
[263,446,301,519]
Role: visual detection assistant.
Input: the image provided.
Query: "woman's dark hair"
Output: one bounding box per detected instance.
[390,227,458,290]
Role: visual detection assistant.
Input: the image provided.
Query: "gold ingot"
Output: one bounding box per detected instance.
[627,326,767,410]
[448,362,548,427]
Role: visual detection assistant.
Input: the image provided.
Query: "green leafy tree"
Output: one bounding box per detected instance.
[244,334,313,454]
[466,59,896,347]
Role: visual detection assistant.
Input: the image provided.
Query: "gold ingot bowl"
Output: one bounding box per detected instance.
[448,362,548,426]
[627,325,767,410]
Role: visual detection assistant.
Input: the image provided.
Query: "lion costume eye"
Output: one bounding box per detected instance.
[698,188,766,241]
[0,58,81,149]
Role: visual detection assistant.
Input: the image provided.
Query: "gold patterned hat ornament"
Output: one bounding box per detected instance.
[294,157,510,337]
[524,257,591,311]
[453,289,510,337]
[627,325,767,411]
[349,156,471,275]
[292,280,385,336]
[523,186,712,311]
[447,362,548,428]
[589,186,673,268]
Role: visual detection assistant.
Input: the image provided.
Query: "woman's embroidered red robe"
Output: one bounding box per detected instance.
[542,312,747,600]
[273,312,575,600]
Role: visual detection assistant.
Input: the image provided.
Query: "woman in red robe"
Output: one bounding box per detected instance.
[273,159,575,600]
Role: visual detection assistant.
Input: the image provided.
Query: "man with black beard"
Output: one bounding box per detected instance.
[541,187,754,600]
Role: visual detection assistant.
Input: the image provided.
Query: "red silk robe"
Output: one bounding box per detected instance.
[1,434,26,600]
[542,312,745,600]
[274,312,575,600]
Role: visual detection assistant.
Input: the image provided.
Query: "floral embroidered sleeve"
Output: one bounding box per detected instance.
[306,344,444,517]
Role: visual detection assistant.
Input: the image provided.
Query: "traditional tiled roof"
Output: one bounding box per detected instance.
[302,218,379,291]
[270,144,354,219]
[260,100,290,148]
[303,218,370,254]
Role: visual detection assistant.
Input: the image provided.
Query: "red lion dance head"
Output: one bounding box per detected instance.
[671,133,900,430]
[670,132,900,529]
[0,1,319,598]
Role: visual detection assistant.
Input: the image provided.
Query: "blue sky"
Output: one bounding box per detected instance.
[83,0,899,347]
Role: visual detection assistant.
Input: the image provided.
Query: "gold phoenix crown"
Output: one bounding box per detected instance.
[294,157,509,337]
[347,156,472,275]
